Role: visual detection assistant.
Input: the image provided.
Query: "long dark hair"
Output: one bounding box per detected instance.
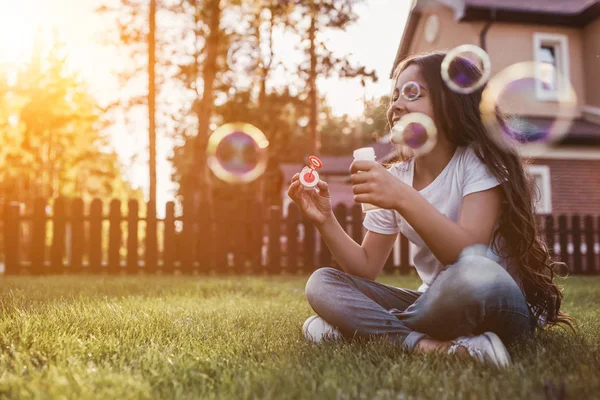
[392,52,574,329]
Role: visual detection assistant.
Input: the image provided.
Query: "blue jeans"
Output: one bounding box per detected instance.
[305,254,536,351]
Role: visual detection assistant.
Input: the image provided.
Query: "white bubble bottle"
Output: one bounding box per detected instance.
[353,147,381,213]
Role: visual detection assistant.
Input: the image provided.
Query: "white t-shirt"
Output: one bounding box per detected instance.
[363,146,515,292]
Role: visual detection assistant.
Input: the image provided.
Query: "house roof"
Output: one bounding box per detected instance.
[462,0,598,17]
[555,118,600,145]
[391,0,600,78]
[302,142,396,175]
[459,0,600,26]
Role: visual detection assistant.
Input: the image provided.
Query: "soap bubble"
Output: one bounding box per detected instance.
[479,62,577,155]
[401,81,421,101]
[441,45,492,94]
[207,123,269,184]
[390,113,438,156]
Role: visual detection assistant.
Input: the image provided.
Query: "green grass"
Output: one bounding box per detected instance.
[0,274,598,400]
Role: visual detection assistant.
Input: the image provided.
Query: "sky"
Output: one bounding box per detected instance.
[0,0,412,211]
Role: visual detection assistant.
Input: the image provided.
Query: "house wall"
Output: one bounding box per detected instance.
[531,158,600,215]
[583,17,600,109]
[406,7,585,119]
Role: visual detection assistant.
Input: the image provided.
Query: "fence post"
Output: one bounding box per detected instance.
[302,214,316,273]
[233,196,249,274]
[558,215,569,273]
[544,215,554,258]
[571,215,582,274]
[597,216,600,274]
[71,198,84,273]
[286,204,299,274]
[163,201,175,274]
[145,200,157,273]
[108,199,121,274]
[4,202,21,275]
[399,234,410,275]
[318,233,331,268]
[332,204,348,270]
[180,198,195,274]
[127,200,139,274]
[50,197,66,274]
[196,200,215,274]
[351,205,363,244]
[584,215,596,275]
[268,206,282,274]
[89,199,103,273]
[31,198,46,274]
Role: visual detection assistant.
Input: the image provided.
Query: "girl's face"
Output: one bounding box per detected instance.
[387,64,435,131]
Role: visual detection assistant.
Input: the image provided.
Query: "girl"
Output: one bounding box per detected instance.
[287,51,573,368]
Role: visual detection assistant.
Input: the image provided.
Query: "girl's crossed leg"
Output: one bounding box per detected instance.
[304,254,536,359]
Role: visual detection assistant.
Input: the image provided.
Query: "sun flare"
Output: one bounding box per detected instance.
[0,1,46,66]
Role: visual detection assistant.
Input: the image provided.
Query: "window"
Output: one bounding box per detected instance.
[527,165,552,214]
[533,33,570,101]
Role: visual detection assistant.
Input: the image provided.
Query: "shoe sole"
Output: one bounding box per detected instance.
[483,332,512,368]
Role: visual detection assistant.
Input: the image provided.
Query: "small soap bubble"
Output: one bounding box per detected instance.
[390,113,437,156]
[479,62,577,154]
[401,81,421,101]
[441,45,492,94]
[206,123,269,184]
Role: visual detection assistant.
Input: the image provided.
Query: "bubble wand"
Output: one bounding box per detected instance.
[299,155,323,191]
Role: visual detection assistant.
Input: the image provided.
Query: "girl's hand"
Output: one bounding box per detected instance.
[350,161,413,210]
[287,173,333,225]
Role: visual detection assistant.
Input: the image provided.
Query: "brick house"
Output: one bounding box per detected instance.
[392,0,600,215]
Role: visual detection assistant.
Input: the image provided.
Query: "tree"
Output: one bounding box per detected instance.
[0,31,142,209]
[98,0,377,207]
[318,94,390,155]
[292,0,378,153]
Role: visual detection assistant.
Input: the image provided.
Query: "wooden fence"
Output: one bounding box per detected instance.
[1,198,599,275]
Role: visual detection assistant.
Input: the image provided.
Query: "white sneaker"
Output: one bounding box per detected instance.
[449,332,511,368]
[302,315,343,343]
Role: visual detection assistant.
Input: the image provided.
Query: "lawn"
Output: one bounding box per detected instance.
[0,274,598,400]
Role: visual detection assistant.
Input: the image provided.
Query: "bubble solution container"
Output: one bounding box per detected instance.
[299,166,319,190]
[353,147,381,213]
[299,155,323,191]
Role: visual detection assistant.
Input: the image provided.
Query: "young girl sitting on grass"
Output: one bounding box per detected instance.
[287,51,573,368]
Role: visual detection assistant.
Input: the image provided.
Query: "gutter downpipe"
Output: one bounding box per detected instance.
[479,8,496,51]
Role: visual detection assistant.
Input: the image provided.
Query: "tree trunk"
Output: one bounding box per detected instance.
[308,0,319,154]
[194,0,221,206]
[148,0,157,216]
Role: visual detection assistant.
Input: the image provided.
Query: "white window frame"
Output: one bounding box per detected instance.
[533,32,571,102]
[527,165,552,214]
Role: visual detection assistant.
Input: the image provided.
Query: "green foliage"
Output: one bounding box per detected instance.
[97,0,379,202]
[0,275,598,399]
[0,32,143,208]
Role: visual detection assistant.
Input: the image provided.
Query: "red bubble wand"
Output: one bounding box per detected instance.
[299,155,323,190]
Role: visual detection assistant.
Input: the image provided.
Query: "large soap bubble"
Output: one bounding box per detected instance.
[441,45,492,94]
[479,62,577,155]
[391,112,438,157]
[207,123,269,184]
